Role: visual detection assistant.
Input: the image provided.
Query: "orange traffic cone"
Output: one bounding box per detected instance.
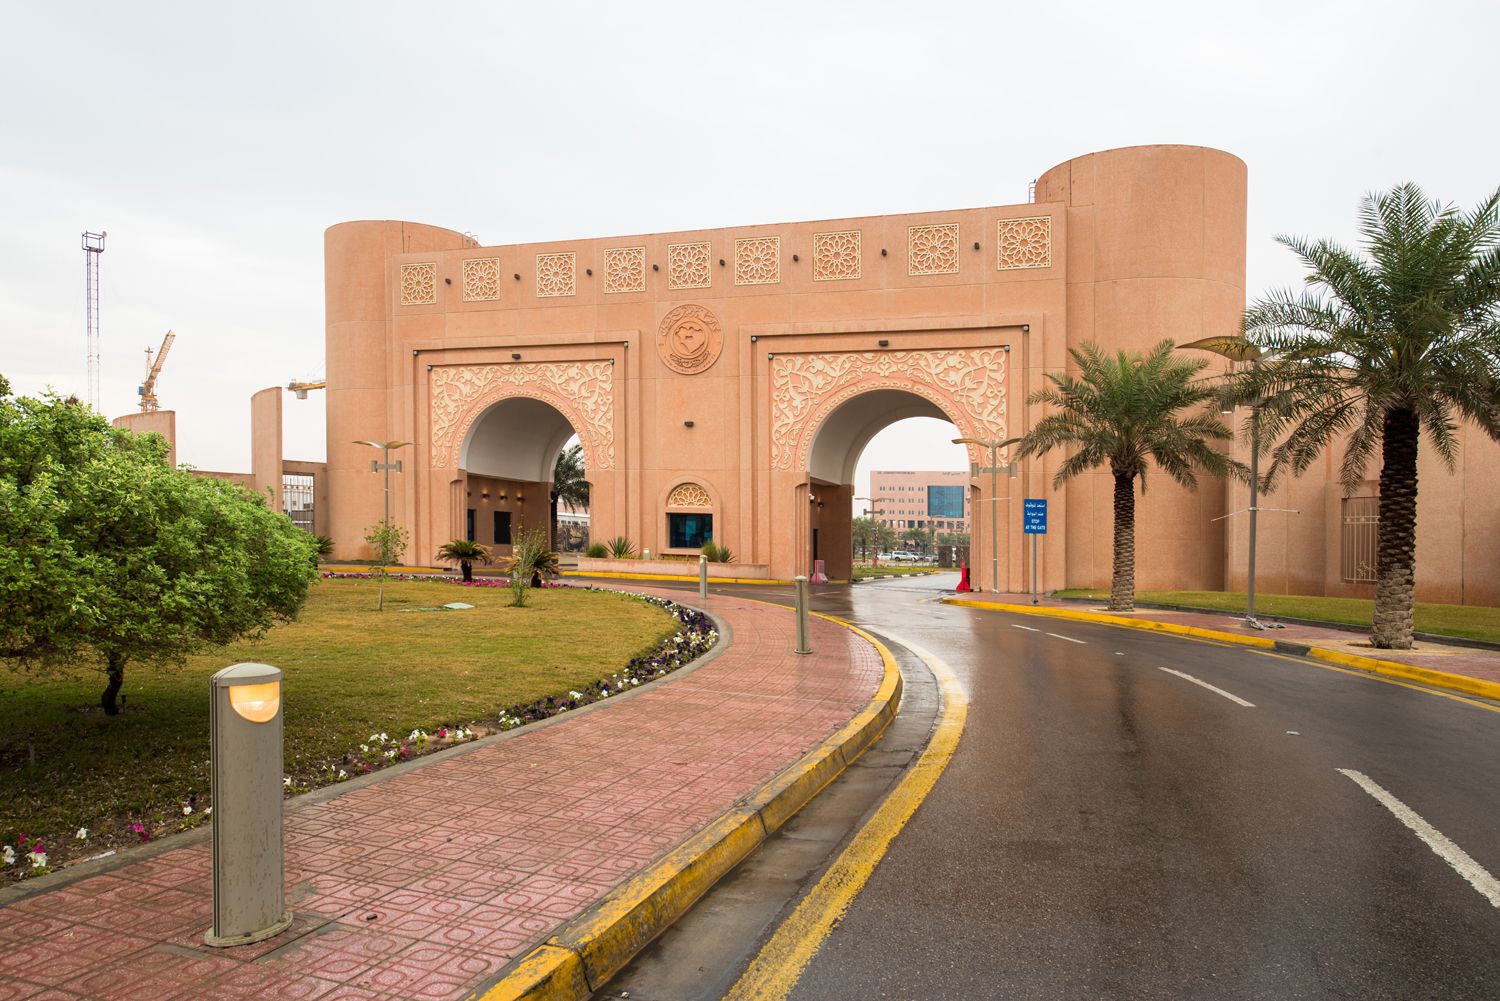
[956,562,972,592]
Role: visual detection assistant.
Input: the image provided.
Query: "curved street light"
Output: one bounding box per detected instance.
[1178,337,1267,628]
[952,436,1025,594]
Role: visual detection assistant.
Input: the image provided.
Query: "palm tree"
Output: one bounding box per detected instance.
[436,539,491,583]
[1016,340,1240,611]
[1228,184,1500,649]
[550,443,589,550]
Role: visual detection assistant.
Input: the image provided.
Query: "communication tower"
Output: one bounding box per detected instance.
[82,231,107,410]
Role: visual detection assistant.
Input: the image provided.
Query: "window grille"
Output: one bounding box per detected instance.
[1341,496,1378,582]
[282,474,315,534]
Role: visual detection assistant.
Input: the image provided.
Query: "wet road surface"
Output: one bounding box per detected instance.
[593,574,1500,1000]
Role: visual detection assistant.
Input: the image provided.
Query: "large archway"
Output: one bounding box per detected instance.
[800,389,970,582]
[455,396,582,554]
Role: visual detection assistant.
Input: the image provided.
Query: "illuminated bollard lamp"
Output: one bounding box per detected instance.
[204,663,292,947]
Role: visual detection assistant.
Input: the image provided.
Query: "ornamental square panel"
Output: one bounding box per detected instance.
[996,216,1052,270]
[734,236,781,286]
[603,246,646,294]
[813,231,861,281]
[462,258,501,301]
[400,263,437,305]
[667,483,712,508]
[908,224,959,276]
[535,253,577,297]
[668,242,712,290]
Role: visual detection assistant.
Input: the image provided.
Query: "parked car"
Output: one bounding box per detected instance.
[888,550,921,562]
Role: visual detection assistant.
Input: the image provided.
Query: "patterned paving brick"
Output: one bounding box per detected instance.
[0,587,882,1000]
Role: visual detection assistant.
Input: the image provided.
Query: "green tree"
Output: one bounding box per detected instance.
[0,378,317,714]
[902,526,935,556]
[436,538,491,583]
[852,516,877,560]
[550,443,588,549]
[1228,184,1500,648]
[1016,341,1240,611]
[364,520,408,611]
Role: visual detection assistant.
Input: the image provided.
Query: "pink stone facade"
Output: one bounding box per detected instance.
[321,145,1246,592]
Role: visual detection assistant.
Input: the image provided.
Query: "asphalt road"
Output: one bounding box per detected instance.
[595,574,1500,1000]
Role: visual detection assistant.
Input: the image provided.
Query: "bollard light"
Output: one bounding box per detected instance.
[205,663,291,948]
[699,554,709,600]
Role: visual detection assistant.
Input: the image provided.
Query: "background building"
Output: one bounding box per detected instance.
[868,471,970,535]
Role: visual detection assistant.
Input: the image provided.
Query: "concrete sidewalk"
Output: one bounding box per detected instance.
[0,588,887,1001]
[962,591,1500,689]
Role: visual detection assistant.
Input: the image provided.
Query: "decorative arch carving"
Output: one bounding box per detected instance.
[429,361,615,470]
[769,348,1008,470]
[666,482,712,508]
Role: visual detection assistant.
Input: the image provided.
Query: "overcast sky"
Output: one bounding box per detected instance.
[4,1,1496,503]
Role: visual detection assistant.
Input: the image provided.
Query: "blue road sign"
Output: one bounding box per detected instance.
[1023,498,1048,534]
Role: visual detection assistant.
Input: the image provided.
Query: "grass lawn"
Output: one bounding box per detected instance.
[0,577,676,868]
[1053,588,1500,644]
[852,566,942,579]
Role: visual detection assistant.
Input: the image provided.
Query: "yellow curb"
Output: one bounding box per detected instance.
[560,569,795,585]
[943,597,1500,704]
[470,608,904,1001]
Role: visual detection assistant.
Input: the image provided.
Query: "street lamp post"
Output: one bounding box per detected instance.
[854,495,891,567]
[353,439,412,531]
[952,436,1025,594]
[1178,338,1267,628]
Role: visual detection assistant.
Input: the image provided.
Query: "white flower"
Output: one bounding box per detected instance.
[182,805,193,815]
[2,846,15,865]
[27,851,46,869]
[75,828,88,841]
[283,776,292,788]
[337,769,348,780]
[569,690,584,700]
[359,744,369,753]
[204,807,211,816]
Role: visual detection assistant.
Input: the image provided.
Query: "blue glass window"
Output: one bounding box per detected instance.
[669,513,712,550]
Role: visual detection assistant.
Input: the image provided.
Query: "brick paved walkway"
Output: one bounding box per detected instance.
[984,592,1500,686]
[0,588,884,1001]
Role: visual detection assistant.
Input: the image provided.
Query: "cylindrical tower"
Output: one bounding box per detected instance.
[1034,145,1247,591]
[324,221,468,561]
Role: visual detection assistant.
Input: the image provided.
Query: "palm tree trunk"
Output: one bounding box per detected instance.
[1372,408,1419,649]
[461,560,473,583]
[1110,471,1136,611]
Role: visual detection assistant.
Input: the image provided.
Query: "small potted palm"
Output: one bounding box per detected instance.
[436,539,492,583]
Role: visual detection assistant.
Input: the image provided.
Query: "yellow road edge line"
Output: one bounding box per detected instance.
[468,609,904,1001]
[722,635,969,1001]
[944,597,1500,706]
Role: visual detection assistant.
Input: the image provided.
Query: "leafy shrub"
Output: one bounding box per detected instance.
[607,536,637,559]
[585,541,609,559]
[701,541,735,564]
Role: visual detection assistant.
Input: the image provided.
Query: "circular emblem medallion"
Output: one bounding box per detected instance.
[657,304,724,375]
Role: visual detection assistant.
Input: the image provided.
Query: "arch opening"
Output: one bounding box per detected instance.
[801,389,971,582]
[456,397,588,554]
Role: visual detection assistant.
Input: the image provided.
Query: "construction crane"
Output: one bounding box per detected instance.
[82,231,106,410]
[287,379,326,400]
[138,330,176,412]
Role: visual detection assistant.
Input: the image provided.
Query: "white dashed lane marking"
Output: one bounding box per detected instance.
[1339,768,1500,909]
[1157,667,1256,707]
[1046,633,1087,645]
[1011,624,1040,632]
